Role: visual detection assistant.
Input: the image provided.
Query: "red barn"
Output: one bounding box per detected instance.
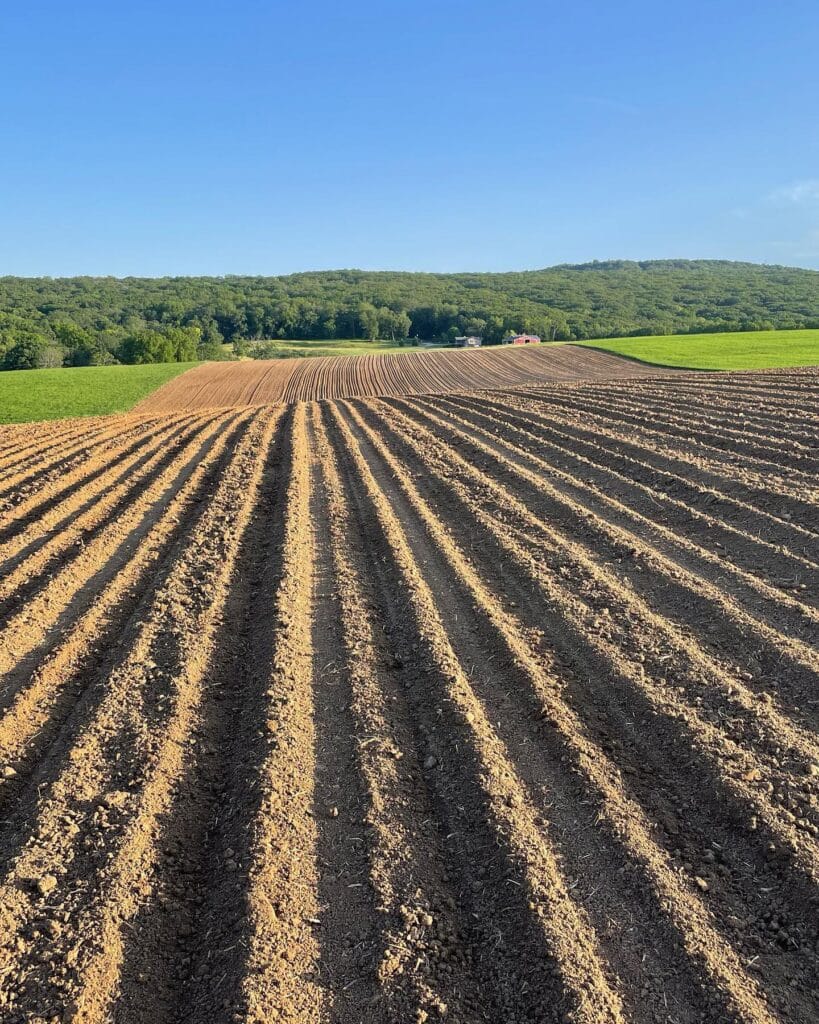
[503,333,541,345]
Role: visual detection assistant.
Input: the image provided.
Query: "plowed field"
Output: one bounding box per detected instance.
[135,343,670,411]
[0,367,817,1024]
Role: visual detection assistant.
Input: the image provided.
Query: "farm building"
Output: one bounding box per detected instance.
[503,333,541,345]
[454,335,482,348]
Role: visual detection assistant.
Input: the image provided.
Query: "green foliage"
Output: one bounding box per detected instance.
[201,319,224,345]
[244,338,428,359]
[380,307,411,341]
[579,329,819,370]
[1,331,52,370]
[0,314,202,370]
[118,330,174,365]
[53,321,95,365]
[0,363,197,424]
[358,302,380,341]
[112,325,200,365]
[197,340,230,361]
[1,261,819,372]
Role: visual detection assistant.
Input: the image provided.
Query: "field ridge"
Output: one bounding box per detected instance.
[0,362,816,1022]
[135,344,674,411]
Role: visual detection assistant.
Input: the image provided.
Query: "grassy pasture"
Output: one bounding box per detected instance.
[0,362,197,424]
[233,339,447,359]
[578,328,819,370]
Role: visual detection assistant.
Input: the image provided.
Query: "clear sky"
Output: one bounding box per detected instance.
[1,1,818,276]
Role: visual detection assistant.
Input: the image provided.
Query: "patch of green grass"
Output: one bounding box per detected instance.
[240,339,445,359]
[0,362,197,424]
[577,329,819,370]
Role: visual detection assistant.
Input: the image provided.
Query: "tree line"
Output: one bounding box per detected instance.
[1,259,817,369]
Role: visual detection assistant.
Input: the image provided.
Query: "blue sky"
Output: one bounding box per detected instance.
[1,1,818,275]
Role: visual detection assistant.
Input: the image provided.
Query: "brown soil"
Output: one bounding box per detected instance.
[134,344,674,411]
[0,364,816,1023]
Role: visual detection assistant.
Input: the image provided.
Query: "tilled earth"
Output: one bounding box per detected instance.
[133,343,672,411]
[0,367,817,1023]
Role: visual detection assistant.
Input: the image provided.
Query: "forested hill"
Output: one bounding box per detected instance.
[1,259,818,368]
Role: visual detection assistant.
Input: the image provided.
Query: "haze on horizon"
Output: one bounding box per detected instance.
[1,1,817,278]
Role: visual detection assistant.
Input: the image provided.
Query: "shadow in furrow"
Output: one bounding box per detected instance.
[0,414,244,716]
[401,395,819,726]
[111,411,291,1024]
[438,392,819,602]
[0,414,252,868]
[323,404,616,1024]
[0,415,194,547]
[0,415,214,623]
[345,399,819,1020]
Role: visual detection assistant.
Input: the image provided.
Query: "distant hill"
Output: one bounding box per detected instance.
[1,260,818,368]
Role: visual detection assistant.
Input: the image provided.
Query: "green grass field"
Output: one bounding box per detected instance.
[578,329,819,370]
[232,339,445,359]
[0,362,197,424]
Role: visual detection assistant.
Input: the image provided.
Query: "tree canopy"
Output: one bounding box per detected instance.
[1,259,817,369]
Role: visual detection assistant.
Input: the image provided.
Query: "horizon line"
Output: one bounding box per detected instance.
[2,256,818,282]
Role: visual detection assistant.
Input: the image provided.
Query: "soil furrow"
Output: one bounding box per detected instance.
[0,416,165,508]
[0,411,252,798]
[490,391,819,548]
[576,385,819,448]
[232,402,324,1024]
[0,410,275,1023]
[507,386,819,482]
[0,420,104,476]
[334,397,798,1024]
[109,407,289,1024]
[325,401,630,1024]
[501,380,818,497]
[312,404,493,1022]
[0,413,246,688]
[562,388,819,470]
[341,398,819,1018]
[372,397,819,788]
[0,413,215,618]
[0,412,197,548]
[442,392,819,599]
[403,395,819,725]
[342,397,819,871]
